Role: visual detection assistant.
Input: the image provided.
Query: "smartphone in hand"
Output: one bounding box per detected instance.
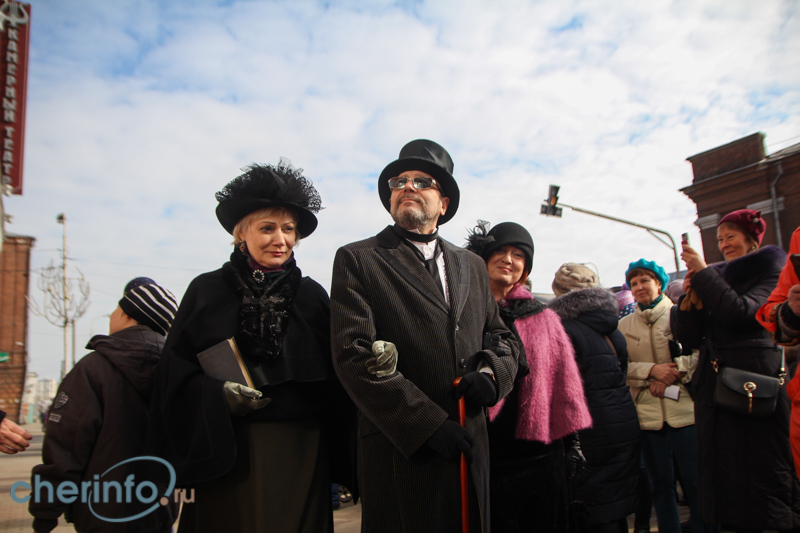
[791,254,800,278]
[681,232,690,246]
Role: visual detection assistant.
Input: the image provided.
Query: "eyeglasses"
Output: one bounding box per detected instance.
[387,176,440,191]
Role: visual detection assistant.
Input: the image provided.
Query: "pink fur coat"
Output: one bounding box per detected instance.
[489,285,592,443]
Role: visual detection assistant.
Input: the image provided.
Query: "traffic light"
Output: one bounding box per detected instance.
[540,185,562,217]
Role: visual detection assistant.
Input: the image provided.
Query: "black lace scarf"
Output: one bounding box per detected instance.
[222,248,301,362]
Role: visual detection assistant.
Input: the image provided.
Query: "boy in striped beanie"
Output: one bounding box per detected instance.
[117,277,178,336]
[29,277,179,533]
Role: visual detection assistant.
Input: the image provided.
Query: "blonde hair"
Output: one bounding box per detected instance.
[232,206,299,246]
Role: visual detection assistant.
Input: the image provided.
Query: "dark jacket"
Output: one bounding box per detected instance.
[29,326,174,533]
[146,257,356,490]
[548,287,640,526]
[330,226,519,533]
[673,245,800,530]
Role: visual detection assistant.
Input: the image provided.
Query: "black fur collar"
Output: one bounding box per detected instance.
[711,245,786,287]
[547,287,618,321]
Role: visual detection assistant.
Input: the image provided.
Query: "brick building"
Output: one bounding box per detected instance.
[681,132,800,263]
[0,233,35,422]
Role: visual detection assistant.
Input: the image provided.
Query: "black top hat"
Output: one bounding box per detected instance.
[215,163,322,238]
[378,139,460,225]
[465,220,534,273]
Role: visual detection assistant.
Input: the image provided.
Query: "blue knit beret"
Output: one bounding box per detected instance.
[625,259,669,293]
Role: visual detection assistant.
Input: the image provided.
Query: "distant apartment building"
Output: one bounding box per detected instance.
[20,371,37,424]
[36,378,58,405]
[681,132,800,262]
[0,233,35,422]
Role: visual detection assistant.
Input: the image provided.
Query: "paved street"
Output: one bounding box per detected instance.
[2,424,691,533]
[0,424,362,532]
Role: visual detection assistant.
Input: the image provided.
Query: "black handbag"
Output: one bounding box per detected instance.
[712,347,785,418]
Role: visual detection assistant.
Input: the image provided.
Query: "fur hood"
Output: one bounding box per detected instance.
[712,245,786,288]
[547,286,618,321]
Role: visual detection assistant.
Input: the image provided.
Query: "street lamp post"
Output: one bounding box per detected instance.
[56,213,68,378]
[541,185,681,272]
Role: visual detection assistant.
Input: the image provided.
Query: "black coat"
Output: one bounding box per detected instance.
[548,288,640,526]
[673,245,800,530]
[331,226,519,533]
[30,326,174,533]
[146,257,356,491]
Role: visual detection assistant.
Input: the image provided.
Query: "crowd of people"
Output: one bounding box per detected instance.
[4,138,800,533]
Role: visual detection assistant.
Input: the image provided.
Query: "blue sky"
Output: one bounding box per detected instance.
[5,0,799,379]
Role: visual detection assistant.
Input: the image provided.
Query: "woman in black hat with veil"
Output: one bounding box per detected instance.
[465,220,593,532]
[148,161,355,533]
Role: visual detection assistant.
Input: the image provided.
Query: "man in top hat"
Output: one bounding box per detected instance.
[331,139,519,532]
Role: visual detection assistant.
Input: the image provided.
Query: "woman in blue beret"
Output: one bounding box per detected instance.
[619,259,707,533]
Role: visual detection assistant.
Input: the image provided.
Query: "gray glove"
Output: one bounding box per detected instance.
[223,381,270,417]
[367,340,398,378]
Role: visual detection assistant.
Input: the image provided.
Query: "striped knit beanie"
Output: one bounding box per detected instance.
[118,277,178,336]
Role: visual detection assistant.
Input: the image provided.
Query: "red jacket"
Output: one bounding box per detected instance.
[756,226,800,484]
[757,227,800,345]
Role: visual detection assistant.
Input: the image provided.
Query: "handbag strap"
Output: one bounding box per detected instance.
[604,335,623,368]
[709,340,786,385]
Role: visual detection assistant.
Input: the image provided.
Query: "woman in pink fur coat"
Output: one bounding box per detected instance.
[466,221,592,533]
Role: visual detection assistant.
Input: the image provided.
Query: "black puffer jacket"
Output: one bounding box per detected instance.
[549,287,640,526]
[29,326,174,533]
[673,245,800,530]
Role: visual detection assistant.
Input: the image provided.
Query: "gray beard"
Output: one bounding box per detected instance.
[391,207,436,232]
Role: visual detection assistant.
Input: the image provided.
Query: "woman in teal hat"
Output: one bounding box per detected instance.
[619,259,708,533]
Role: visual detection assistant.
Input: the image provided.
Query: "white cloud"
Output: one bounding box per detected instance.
[8,0,799,379]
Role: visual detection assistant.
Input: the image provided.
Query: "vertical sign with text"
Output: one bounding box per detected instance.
[0,1,29,195]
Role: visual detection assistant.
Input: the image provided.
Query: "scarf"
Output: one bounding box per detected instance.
[498,289,547,384]
[392,224,438,243]
[638,293,664,312]
[223,248,301,361]
[490,285,593,443]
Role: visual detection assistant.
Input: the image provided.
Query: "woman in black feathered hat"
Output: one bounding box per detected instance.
[148,161,356,533]
[465,220,592,533]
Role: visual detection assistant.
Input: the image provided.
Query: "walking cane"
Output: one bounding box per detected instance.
[453,377,469,533]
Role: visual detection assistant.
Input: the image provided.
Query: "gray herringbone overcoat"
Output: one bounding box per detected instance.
[331,226,518,533]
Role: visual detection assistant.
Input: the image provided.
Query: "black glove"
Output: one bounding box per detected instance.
[454,371,497,408]
[483,331,513,358]
[564,432,587,479]
[668,339,682,359]
[426,419,474,463]
[223,382,270,417]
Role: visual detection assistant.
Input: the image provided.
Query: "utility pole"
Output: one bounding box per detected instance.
[28,213,90,380]
[58,214,68,375]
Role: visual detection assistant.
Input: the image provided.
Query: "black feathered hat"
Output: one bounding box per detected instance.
[378,139,460,225]
[465,220,534,273]
[215,161,322,238]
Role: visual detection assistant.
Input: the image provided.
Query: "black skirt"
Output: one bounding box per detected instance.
[178,418,332,533]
